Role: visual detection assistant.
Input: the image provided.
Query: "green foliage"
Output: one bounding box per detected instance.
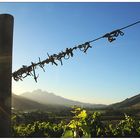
[12,121,65,138]
[111,114,140,137]
[66,106,88,137]
[12,107,140,138]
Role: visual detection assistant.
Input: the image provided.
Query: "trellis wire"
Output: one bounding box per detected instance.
[12,20,140,82]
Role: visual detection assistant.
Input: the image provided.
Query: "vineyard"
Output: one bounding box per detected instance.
[12,107,140,138]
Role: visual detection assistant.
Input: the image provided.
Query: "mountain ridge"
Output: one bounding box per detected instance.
[108,93,140,109]
[20,89,106,108]
[12,94,72,112]
[12,90,140,111]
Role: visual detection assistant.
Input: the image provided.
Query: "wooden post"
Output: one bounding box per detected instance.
[0,14,14,137]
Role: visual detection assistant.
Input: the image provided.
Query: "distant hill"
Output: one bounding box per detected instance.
[20,89,106,108]
[12,91,140,112]
[12,94,70,112]
[12,94,48,111]
[108,94,140,109]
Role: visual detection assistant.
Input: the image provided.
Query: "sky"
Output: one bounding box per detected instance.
[0,2,140,104]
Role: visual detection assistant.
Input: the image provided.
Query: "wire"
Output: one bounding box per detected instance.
[12,20,140,82]
[88,36,103,43]
[120,20,140,30]
[88,20,140,44]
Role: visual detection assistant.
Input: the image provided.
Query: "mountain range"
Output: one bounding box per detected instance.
[12,89,140,111]
[12,89,106,111]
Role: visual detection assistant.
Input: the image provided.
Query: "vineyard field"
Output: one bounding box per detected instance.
[11,107,140,138]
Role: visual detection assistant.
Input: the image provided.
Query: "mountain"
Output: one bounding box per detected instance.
[20,89,106,108]
[12,94,70,112]
[12,94,48,111]
[108,94,140,109]
[12,91,140,113]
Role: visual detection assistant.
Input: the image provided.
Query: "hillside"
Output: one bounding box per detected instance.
[12,94,48,111]
[20,89,106,108]
[13,90,140,111]
[108,94,140,109]
[12,94,69,112]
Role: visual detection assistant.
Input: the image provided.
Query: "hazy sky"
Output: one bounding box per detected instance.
[0,2,140,104]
